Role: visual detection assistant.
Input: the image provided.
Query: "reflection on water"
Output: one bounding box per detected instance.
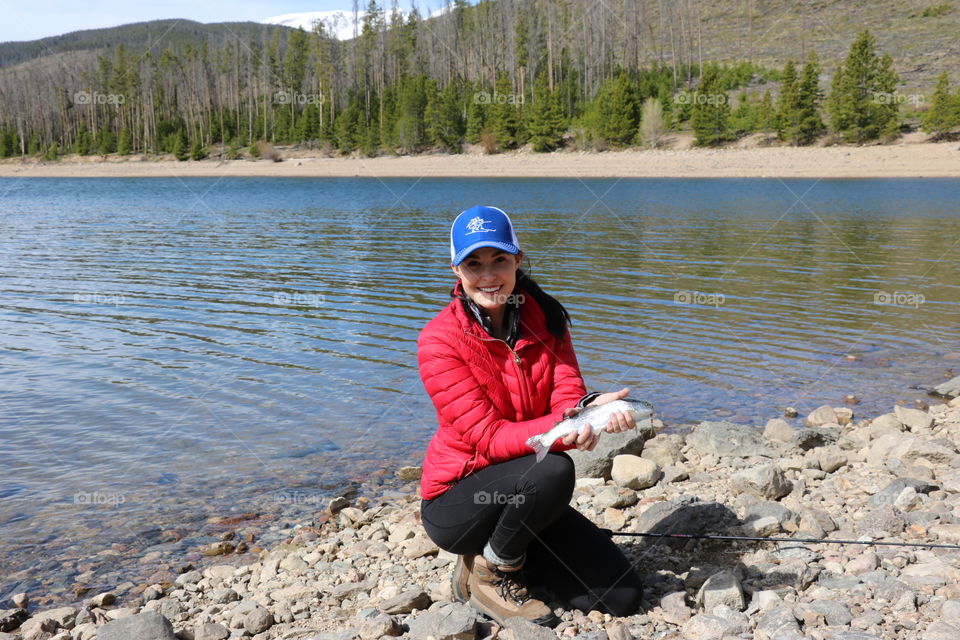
[0,177,958,599]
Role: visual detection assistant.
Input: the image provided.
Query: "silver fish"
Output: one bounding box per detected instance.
[526,399,653,462]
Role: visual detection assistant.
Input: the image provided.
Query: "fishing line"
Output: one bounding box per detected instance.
[603,529,960,550]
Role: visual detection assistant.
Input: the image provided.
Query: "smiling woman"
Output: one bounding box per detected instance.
[416,205,646,626]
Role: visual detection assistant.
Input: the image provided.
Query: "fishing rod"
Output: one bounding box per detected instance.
[603,529,960,551]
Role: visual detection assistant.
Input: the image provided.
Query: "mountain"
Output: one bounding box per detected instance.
[0,19,294,70]
[262,6,450,41]
[262,10,364,41]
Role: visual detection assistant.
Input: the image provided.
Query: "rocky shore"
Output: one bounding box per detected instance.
[4,395,960,640]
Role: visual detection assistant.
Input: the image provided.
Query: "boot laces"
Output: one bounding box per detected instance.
[493,568,531,605]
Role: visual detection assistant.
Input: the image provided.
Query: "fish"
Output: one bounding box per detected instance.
[526,399,654,462]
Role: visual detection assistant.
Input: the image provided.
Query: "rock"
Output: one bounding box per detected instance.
[887,436,955,465]
[611,455,661,490]
[501,615,556,640]
[808,599,852,625]
[933,374,960,398]
[0,609,28,633]
[400,535,439,559]
[845,551,879,575]
[175,570,201,586]
[243,607,274,635]
[593,485,639,510]
[857,504,905,537]
[208,588,239,604]
[203,565,235,582]
[834,407,854,425]
[381,588,431,614]
[641,434,685,467]
[696,570,745,612]
[95,612,175,640]
[806,405,838,427]
[754,605,800,640]
[660,591,693,625]
[407,602,477,640]
[11,595,27,610]
[743,515,781,537]
[396,466,423,481]
[818,448,848,473]
[604,507,627,530]
[784,407,799,418]
[730,464,791,500]
[327,496,351,514]
[604,620,632,640]
[681,614,734,639]
[87,593,115,608]
[20,608,76,637]
[634,497,739,548]
[929,523,960,544]
[357,613,401,640]
[194,622,230,640]
[269,584,320,601]
[568,422,655,479]
[941,599,960,624]
[924,621,960,640]
[763,419,796,443]
[894,405,933,431]
[686,421,777,458]
[662,465,689,483]
[868,478,937,508]
[790,426,840,451]
[202,541,234,556]
[745,501,796,530]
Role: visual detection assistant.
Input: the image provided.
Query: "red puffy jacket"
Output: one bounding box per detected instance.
[418,282,588,499]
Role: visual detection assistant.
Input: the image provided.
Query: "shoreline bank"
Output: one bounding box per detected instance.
[1,141,959,179]
[4,396,960,640]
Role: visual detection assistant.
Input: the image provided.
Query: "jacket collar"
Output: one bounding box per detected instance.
[450,280,551,347]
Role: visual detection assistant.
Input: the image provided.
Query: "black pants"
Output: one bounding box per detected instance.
[421,452,644,616]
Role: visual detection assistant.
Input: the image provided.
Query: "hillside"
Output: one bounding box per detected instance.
[1,0,958,160]
[0,19,295,69]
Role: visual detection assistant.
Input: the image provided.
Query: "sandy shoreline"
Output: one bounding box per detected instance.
[1,141,959,179]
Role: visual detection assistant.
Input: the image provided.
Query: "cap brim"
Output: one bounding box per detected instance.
[452,241,519,266]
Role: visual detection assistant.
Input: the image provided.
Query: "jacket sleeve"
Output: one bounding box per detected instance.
[548,327,589,416]
[418,330,579,464]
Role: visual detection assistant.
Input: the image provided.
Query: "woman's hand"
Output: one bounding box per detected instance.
[589,387,636,434]
[560,424,601,452]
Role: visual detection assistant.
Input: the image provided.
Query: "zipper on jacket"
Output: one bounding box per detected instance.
[465,330,530,413]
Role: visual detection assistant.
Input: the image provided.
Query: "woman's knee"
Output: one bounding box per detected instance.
[530,452,575,492]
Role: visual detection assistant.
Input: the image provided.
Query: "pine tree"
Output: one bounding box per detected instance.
[428,82,465,152]
[730,91,758,134]
[117,127,132,155]
[591,72,639,147]
[757,90,776,132]
[793,55,825,145]
[43,143,58,161]
[491,72,520,150]
[922,72,959,137]
[777,60,799,141]
[827,30,902,142]
[527,72,566,152]
[691,67,734,146]
[190,136,207,160]
[465,85,486,144]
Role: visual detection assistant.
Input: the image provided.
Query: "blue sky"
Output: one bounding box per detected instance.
[1,0,429,43]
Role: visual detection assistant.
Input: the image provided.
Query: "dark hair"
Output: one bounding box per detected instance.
[516,268,572,340]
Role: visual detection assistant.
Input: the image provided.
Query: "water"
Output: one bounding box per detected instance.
[1,177,958,602]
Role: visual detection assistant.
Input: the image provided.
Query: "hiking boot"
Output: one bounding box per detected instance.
[467,555,557,627]
[451,554,474,603]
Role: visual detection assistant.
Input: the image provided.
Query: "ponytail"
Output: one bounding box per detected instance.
[516,268,571,340]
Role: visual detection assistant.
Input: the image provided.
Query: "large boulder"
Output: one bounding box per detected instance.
[633,497,739,548]
[95,612,175,640]
[686,421,778,458]
[933,374,960,398]
[568,422,655,479]
[406,602,477,640]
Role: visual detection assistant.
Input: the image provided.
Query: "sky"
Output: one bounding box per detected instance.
[0,0,430,43]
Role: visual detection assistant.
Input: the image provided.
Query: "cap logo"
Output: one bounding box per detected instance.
[465,216,496,234]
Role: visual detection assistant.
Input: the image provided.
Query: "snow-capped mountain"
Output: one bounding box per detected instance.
[262,11,363,41]
[262,5,449,41]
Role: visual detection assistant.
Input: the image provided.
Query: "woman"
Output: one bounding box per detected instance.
[417,205,645,627]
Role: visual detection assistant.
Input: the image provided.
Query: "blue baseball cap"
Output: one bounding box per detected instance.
[450,206,521,266]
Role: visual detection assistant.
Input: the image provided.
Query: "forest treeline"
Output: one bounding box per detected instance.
[1,0,959,161]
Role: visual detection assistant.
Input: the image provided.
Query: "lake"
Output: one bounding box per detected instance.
[1,176,958,602]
